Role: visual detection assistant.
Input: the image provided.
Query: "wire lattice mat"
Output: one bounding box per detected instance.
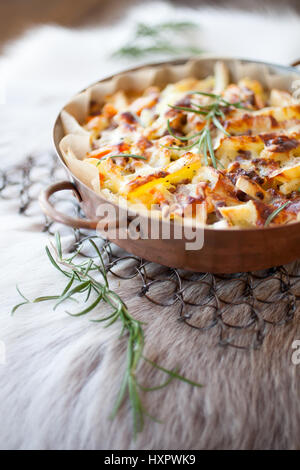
[1,152,300,350]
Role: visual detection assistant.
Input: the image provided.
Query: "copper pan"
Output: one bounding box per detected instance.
[40,56,300,273]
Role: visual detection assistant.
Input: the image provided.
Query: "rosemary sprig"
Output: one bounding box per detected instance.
[165,91,251,169]
[264,201,290,226]
[12,233,202,437]
[96,154,147,166]
[111,21,203,58]
[188,90,251,111]
[136,22,200,37]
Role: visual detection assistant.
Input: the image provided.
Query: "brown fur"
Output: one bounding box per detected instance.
[1,4,300,449]
[1,252,299,450]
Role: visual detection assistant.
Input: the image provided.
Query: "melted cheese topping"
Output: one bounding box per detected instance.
[83,65,300,228]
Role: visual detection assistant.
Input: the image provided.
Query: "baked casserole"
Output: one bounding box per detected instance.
[63,62,300,228]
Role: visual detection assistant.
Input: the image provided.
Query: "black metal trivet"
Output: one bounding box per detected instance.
[2,152,300,349]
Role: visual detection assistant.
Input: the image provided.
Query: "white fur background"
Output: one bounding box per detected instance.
[0,2,300,450]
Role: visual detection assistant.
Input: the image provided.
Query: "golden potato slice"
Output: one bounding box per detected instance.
[104,90,129,112]
[270,89,296,107]
[226,106,300,135]
[219,200,258,227]
[215,135,264,166]
[174,76,215,93]
[259,133,300,163]
[85,157,124,192]
[238,78,266,108]
[192,166,219,186]
[195,170,240,213]
[269,161,300,182]
[125,155,202,207]
[235,175,269,202]
[279,178,300,195]
[214,61,229,94]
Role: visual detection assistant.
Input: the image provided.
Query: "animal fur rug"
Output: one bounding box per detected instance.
[0,2,300,450]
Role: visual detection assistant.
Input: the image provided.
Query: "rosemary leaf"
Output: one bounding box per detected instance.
[55,232,62,258]
[110,370,129,419]
[16,285,29,302]
[201,133,208,166]
[12,232,203,437]
[212,115,230,136]
[167,119,203,142]
[206,128,217,169]
[143,357,203,388]
[45,246,71,278]
[96,154,147,166]
[90,310,118,323]
[165,91,248,169]
[160,143,196,151]
[112,21,202,59]
[138,372,177,392]
[264,202,290,226]
[61,274,75,297]
[188,90,220,99]
[152,21,199,32]
[33,295,61,303]
[169,104,207,116]
[66,295,102,317]
[11,301,29,316]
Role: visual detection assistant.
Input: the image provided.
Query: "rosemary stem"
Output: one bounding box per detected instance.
[13,233,202,437]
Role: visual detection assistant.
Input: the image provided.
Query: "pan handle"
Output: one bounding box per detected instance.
[39,181,100,229]
[290,59,300,67]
